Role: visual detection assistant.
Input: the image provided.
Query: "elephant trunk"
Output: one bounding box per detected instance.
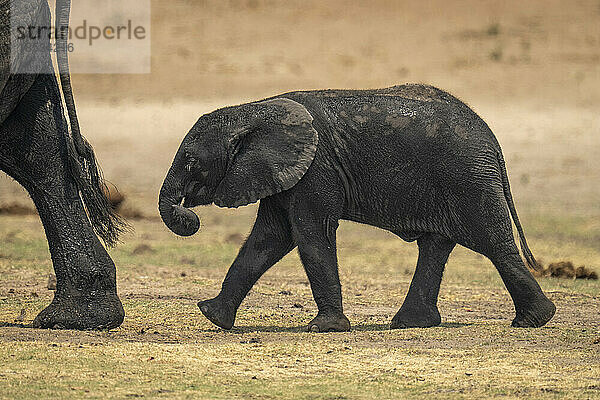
[159,163,200,237]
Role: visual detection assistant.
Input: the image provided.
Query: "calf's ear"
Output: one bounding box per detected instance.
[213,98,318,208]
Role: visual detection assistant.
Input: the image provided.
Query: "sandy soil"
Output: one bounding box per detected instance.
[72,0,600,108]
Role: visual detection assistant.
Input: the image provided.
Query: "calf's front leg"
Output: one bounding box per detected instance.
[290,208,350,332]
[198,199,295,329]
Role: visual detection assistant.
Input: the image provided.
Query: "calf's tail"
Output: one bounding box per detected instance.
[497,153,540,270]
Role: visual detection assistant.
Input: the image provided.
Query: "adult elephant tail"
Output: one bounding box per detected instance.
[55,0,125,246]
[497,152,540,271]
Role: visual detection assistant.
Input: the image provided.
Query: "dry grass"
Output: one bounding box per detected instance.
[0,210,599,399]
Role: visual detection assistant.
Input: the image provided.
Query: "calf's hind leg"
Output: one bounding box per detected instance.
[457,190,555,327]
[488,251,555,327]
[391,234,455,329]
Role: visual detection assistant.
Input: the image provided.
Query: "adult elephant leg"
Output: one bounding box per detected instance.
[290,197,350,333]
[198,198,296,330]
[0,74,124,330]
[391,233,455,329]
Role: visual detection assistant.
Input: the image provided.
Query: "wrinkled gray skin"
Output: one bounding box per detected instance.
[160,85,556,332]
[0,0,125,329]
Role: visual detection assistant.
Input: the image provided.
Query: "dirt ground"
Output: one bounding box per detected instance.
[1,0,599,398]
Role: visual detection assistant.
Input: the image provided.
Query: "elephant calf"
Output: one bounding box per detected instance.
[159,84,556,332]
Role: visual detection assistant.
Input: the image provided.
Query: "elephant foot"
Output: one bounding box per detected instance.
[32,290,124,330]
[307,309,351,333]
[198,297,236,330]
[512,295,556,328]
[390,304,441,329]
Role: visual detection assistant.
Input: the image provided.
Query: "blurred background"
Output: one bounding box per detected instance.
[1,0,599,229]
